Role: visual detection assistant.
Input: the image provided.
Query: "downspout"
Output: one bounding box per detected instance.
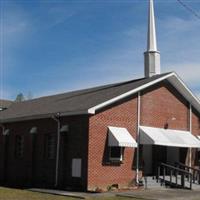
[52,114,61,188]
[136,92,141,184]
[189,104,192,168]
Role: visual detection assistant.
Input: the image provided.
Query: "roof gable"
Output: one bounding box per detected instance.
[88,72,200,114]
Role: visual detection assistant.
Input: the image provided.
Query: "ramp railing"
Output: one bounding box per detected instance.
[175,162,200,184]
[157,163,193,190]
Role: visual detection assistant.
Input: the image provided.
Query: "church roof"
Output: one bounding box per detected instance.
[0,100,13,110]
[0,72,199,123]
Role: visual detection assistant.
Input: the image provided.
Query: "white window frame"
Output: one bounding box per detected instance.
[109,147,123,162]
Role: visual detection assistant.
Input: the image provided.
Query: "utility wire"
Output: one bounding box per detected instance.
[177,0,200,20]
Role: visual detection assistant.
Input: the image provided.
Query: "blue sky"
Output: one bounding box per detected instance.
[0,0,200,100]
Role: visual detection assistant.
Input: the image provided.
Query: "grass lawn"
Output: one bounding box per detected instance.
[0,187,139,200]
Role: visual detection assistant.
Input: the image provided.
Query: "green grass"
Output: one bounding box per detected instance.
[0,187,73,200]
[0,187,139,200]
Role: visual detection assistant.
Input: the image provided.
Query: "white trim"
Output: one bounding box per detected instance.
[172,73,200,106]
[136,92,141,184]
[88,73,174,114]
[88,72,200,114]
[167,73,200,113]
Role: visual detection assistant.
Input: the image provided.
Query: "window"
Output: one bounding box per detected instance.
[15,135,24,158]
[46,134,56,159]
[109,147,124,162]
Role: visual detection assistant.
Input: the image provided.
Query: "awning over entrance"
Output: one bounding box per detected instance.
[108,126,137,147]
[140,126,200,148]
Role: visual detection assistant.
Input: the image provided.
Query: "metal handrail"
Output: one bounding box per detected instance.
[157,162,193,190]
[175,162,200,184]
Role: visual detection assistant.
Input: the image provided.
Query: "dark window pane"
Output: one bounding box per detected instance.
[47,135,56,159]
[15,135,24,158]
[110,147,121,158]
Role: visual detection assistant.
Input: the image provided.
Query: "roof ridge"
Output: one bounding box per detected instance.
[3,73,172,104]
[56,77,147,102]
[14,76,145,103]
[57,72,172,101]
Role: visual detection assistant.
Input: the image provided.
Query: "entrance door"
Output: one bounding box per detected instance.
[152,145,167,175]
[143,145,153,175]
[179,148,187,164]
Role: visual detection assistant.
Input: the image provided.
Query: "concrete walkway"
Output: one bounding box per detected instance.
[118,188,200,200]
[29,187,200,200]
[29,188,115,199]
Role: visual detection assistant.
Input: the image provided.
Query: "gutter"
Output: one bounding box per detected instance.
[52,113,61,188]
[0,110,89,123]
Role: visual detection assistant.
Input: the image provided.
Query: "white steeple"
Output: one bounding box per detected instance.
[144,0,160,77]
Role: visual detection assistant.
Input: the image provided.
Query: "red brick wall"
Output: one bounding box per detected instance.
[88,95,138,191]
[192,108,200,136]
[87,81,193,191]
[141,81,189,131]
[6,119,60,187]
[0,116,89,190]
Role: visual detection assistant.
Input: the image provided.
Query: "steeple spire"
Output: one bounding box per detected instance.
[144,0,160,77]
[147,0,157,51]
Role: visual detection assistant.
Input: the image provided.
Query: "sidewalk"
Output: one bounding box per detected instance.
[117,188,200,200]
[29,187,200,200]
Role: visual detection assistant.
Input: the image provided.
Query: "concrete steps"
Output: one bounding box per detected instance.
[143,176,162,189]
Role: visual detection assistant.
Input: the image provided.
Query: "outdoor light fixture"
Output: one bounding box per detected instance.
[164,117,176,129]
[171,117,176,121]
[60,125,69,133]
[3,129,10,136]
[29,126,38,134]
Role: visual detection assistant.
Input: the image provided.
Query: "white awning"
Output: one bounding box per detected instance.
[108,126,137,147]
[197,136,200,151]
[140,126,200,148]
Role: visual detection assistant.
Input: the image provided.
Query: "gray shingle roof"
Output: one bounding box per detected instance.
[0,100,13,110]
[0,73,172,122]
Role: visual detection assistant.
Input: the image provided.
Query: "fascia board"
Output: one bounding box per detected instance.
[88,72,175,114]
[88,72,200,114]
[168,73,200,112]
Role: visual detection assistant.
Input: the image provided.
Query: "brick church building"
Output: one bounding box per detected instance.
[0,0,200,191]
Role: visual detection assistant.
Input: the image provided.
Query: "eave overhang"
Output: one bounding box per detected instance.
[0,110,88,123]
